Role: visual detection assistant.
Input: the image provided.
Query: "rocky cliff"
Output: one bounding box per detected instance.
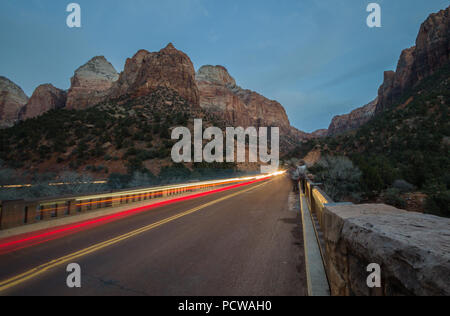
[196,65,300,133]
[20,84,67,120]
[111,43,199,107]
[327,99,377,136]
[325,6,449,136]
[376,6,449,112]
[0,76,28,128]
[196,65,312,149]
[310,129,328,138]
[66,56,119,110]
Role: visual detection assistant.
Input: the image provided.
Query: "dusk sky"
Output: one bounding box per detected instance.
[1,0,448,132]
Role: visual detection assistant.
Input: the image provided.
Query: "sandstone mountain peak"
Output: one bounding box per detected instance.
[20,84,67,120]
[326,6,449,136]
[111,44,200,106]
[66,56,119,110]
[327,98,378,136]
[195,64,306,148]
[73,56,119,82]
[133,49,151,60]
[196,65,237,87]
[0,76,28,128]
[163,42,176,50]
[0,76,28,99]
[376,5,449,113]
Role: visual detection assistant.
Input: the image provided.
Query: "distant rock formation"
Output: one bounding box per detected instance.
[376,6,449,113]
[197,65,292,131]
[310,129,329,138]
[1,43,315,147]
[324,6,449,136]
[327,99,377,136]
[111,43,200,107]
[0,76,28,128]
[196,65,313,148]
[20,84,67,120]
[66,56,119,110]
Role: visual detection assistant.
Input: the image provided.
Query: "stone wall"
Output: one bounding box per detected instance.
[322,204,450,296]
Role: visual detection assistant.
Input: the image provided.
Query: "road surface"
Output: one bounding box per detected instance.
[0,175,307,296]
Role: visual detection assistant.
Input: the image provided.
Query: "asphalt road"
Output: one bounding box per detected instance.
[0,175,307,296]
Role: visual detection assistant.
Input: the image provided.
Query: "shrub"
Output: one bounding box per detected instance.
[392,180,416,193]
[384,188,407,209]
[107,173,132,190]
[309,156,362,202]
[159,164,191,184]
[425,191,450,218]
[128,171,158,188]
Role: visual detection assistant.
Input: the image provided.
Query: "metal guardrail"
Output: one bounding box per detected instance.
[299,177,334,296]
[300,177,360,296]
[0,174,271,231]
[300,178,334,231]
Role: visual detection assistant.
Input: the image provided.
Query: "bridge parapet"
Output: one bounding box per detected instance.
[300,178,450,296]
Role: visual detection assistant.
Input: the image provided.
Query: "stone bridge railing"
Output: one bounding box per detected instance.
[300,178,450,296]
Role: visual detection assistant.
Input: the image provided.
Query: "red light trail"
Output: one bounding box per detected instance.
[0,177,269,255]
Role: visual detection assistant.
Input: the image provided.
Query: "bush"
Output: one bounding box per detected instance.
[108,173,132,190]
[309,156,362,202]
[392,180,416,193]
[128,171,158,188]
[384,188,407,209]
[159,164,191,184]
[425,191,450,218]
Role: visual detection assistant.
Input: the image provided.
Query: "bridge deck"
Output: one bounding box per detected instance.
[0,175,307,296]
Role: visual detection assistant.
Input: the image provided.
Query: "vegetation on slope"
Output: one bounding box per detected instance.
[294,63,450,217]
[0,87,246,200]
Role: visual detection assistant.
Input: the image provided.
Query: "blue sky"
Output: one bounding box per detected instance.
[0,0,448,132]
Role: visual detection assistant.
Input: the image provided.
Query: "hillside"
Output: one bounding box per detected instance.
[0,87,239,179]
[300,62,449,217]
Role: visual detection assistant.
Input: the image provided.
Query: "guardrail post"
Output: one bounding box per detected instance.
[55,203,64,218]
[112,196,120,207]
[0,201,26,229]
[67,200,77,215]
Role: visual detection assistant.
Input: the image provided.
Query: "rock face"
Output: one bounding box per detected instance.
[0,76,28,128]
[111,43,200,107]
[197,65,292,130]
[310,129,328,138]
[327,99,377,136]
[66,56,119,110]
[376,6,450,112]
[196,65,312,149]
[322,203,450,296]
[20,84,67,120]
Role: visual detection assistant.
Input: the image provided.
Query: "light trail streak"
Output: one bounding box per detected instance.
[0,174,283,254]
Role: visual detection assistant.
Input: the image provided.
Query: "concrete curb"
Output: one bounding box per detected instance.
[299,188,330,296]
